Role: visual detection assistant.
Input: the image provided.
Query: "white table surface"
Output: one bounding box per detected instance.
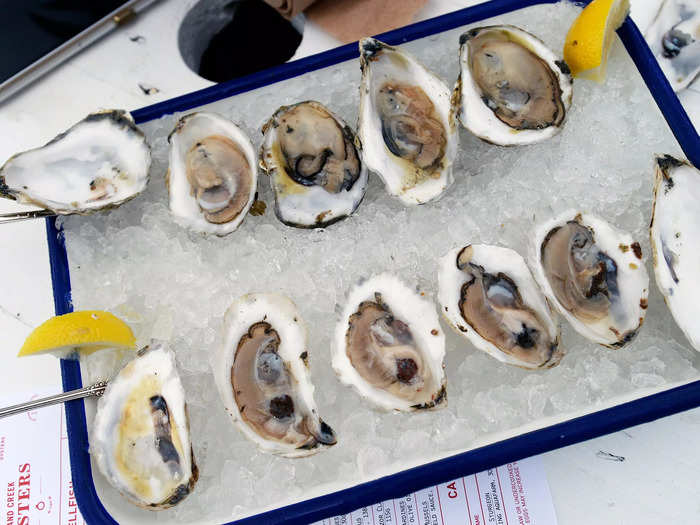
[1,1,698,523]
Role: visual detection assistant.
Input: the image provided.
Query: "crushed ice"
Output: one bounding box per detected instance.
[60,3,699,522]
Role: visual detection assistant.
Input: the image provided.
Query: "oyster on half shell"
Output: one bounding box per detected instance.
[260,100,368,228]
[168,112,258,235]
[358,38,458,205]
[91,342,197,510]
[214,293,336,457]
[0,110,151,214]
[439,244,562,369]
[454,25,573,145]
[645,0,700,92]
[650,155,700,351]
[532,212,649,348]
[333,273,446,411]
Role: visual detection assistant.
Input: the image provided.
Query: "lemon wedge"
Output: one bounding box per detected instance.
[18,311,136,357]
[563,0,630,81]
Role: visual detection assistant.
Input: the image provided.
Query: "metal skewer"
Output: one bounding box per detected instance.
[0,381,108,419]
[0,209,56,224]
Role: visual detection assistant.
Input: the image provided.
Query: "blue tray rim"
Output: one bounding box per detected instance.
[51,0,700,523]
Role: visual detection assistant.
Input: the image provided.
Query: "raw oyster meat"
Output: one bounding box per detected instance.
[533,212,649,348]
[645,0,700,92]
[333,273,446,411]
[0,110,150,214]
[650,155,700,351]
[260,100,368,228]
[438,244,562,369]
[357,38,458,205]
[91,342,197,509]
[214,293,336,457]
[168,112,257,235]
[454,25,573,145]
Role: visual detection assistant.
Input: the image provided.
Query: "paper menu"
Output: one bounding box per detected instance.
[313,456,558,525]
[0,389,86,525]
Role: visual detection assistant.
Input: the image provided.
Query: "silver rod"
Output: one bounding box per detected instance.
[0,0,161,105]
[0,209,56,224]
[0,381,107,419]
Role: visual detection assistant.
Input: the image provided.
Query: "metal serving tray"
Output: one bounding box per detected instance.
[50,0,700,523]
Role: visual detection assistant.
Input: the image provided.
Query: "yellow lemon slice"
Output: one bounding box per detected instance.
[563,0,630,81]
[18,311,136,357]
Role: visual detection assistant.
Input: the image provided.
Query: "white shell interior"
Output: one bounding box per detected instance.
[358,39,458,205]
[260,102,368,227]
[213,293,329,457]
[532,211,650,347]
[168,112,258,235]
[438,244,559,368]
[0,111,150,213]
[645,0,700,92]
[650,157,700,351]
[456,25,573,145]
[332,273,446,411]
[91,342,193,507]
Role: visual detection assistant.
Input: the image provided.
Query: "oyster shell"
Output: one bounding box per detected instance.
[214,293,336,457]
[454,25,573,145]
[532,212,649,348]
[645,0,700,92]
[260,100,368,228]
[358,38,458,205]
[438,244,562,369]
[91,342,197,509]
[168,112,258,235]
[333,273,446,411]
[650,155,700,351]
[0,110,150,214]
